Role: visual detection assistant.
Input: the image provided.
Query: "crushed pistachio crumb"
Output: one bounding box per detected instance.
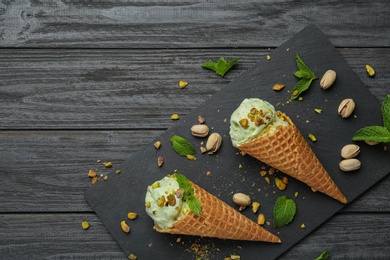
[171,114,180,120]
[179,80,188,89]
[103,161,113,168]
[81,221,90,230]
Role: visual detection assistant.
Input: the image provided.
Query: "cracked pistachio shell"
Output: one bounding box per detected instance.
[191,124,209,137]
[206,133,222,153]
[338,98,355,118]
[341,144,360,159]
[339,158,361,172]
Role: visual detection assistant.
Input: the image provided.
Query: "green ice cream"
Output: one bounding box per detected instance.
[145,175,190,230]
[229,98,289,147]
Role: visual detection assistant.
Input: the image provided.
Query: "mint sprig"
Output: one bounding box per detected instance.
[291,54,317,100]
[273,196,296,228]
[175,174,202,216]
[201,57,240,77]
[352,94,390,143]
[170,135,196,156]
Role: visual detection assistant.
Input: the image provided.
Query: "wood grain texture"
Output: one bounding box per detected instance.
[0,130,389,213]
[1,48,389,130]
[0,213,388,259]
[0,0,389,48]
[1,1,389,259]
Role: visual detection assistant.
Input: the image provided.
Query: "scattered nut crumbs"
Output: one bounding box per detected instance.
[179,80,188,89]
[301,223,306,228]
[127,212,138,220]
[365,64,375,77]
[308,133,317,142]
[120,220,130,233]
[198,115,205,124]
[103,161,113,168]
[238,163,243,169]
[103,175,108,181]
[88,169,97,178]
[315,108,322,114]
[266,55,271,61]
[81,221,90,230]
[154,141,161,149]
[157,156,164,167]
[171,114,180,120]
[275,177,286,190]
[257,213,265,225]
[272,83,285,91]
[186,154,196,161]
[128,253,137,260]
[116,169,121,174]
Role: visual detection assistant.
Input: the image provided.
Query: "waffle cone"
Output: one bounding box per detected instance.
[237,112,347,204]
[155,181,281,243]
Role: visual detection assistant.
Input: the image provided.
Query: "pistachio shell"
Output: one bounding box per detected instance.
[339,158,361,172]
[320,69,336,89]
[205,133,222,153]
[191,124,209,137]
[338,98,355,118]
[341,144,360,159]
[233,193,251,207]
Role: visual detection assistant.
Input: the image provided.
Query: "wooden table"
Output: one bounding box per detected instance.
[1,1,389,259]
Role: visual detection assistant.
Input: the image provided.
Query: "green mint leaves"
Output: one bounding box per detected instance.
[291,54,317,100]
[175,174,202,216]
[170,135,196,156]
[314,250,330,260]
[201,57,240,77]
[352,94,390,143]
[273,196,297,228]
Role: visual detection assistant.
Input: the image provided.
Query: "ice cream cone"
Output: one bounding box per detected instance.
[236,111,347,204]
[155,181,281,243]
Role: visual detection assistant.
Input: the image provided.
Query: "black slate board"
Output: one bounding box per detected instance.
[85,25,390,259]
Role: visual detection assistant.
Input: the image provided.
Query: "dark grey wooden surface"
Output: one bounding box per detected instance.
[0,1,389,259]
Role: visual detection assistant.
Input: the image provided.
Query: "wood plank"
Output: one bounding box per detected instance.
[0,130,389,213]
[0,213,388,259]
[0,1,389,48]
[0,48,389,130]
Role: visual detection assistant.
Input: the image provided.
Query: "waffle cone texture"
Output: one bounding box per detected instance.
[155,181,281,243]
[236,112,347,204]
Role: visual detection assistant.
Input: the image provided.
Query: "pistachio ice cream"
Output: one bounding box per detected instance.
[229,98,288,147]
[228,98,348,204]
[145,173,281,242]
[145,175,190,230]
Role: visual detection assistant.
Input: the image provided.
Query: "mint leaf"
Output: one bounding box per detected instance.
[175,174,202,216]
[187,196,202,216]
[291,78,314,100]
[382,94,390,131]
[273,196,296,228]
[352,125,390,143]
[291,54,317,99]
[201,57,240,77]
[170,135,196,156]
[314,250,330,260]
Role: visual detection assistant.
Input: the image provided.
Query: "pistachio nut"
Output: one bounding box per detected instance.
[191,124,209,137]
[341,144,360,159]
[365,140,379,146]
[320,69,336,89]
[232,193,251,207]
[338,98,355,118]
[339,158,361,172]
[206,133,222,153]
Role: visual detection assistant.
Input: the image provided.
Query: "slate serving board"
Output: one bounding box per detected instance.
[85,25,390,259]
